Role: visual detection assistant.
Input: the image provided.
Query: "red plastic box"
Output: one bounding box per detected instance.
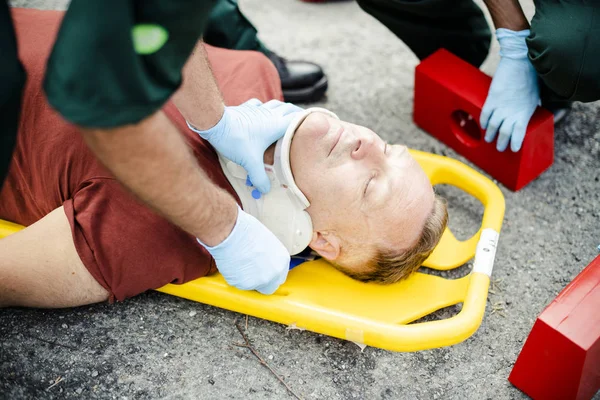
[508,255,600,400]
[414,49,554,191]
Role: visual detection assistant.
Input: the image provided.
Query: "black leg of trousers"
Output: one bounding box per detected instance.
[0,1,26,190]
[204,0,269,54]
[355,0,492,67]
[527,0,600,103]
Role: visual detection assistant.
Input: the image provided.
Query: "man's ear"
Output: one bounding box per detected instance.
[308,231,341,261]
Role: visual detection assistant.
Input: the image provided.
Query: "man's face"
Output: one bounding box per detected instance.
[289,112,435,271]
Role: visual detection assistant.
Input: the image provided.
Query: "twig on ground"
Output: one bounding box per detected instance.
[491,278,504,293]
[46,376,65,391]
[26,334,77,350]
[490,302,506,317]
[234,322,303,400]
[245,315,249,331]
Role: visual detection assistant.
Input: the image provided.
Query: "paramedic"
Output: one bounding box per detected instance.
[0,1,299,295]
[356,0,599,152]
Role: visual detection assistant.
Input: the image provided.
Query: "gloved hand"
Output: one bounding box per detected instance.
[480,28,540,152]
[188,98,302,193]
[197,205,290,295]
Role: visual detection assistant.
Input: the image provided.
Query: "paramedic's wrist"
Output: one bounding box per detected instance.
[195,193,238,247]
[186,104,226,135]
[188,104,230,144]
[483,0,529,32]
[480,29,539,152]
[197,206,290,295]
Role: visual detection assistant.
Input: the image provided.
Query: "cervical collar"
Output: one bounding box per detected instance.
[218,107,340,255]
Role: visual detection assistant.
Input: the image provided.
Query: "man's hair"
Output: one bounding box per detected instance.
[337,195,448,283]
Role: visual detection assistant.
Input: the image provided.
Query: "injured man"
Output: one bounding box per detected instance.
[0,8,447,309]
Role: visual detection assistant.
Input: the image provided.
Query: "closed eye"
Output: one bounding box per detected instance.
[364,174,375,197]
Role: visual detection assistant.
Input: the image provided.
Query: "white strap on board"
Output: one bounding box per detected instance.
[472,228,499,277]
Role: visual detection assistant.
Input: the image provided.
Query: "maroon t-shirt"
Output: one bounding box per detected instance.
[0,8,284,302]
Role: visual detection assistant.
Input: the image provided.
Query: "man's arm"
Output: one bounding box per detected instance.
[0,207,109,308]
[483,0,529,31]
[172,41,224,131]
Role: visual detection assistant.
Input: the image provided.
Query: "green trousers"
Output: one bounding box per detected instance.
[356,0,600,103]
[207,0,600,102]
[204,0,270,55]
[204,0,268,53]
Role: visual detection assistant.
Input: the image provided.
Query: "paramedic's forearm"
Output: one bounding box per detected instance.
[81,111,237,246]
[172,40,224,130]
[483,0,529,31]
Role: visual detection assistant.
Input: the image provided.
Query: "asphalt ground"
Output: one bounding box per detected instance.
[2,0,599,398]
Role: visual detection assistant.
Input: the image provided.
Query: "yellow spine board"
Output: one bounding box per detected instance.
[0,151,504,352]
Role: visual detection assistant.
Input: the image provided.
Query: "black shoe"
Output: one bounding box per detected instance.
[265,50,328,103]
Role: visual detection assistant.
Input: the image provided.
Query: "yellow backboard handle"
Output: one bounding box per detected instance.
[410,149,505,270]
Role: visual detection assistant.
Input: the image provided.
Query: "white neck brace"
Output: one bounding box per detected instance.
[218,107,340,255]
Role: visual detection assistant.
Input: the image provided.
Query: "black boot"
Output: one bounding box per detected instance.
[265,50,328,103]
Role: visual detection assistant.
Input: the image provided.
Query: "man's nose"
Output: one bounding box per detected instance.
[351,136,376,161]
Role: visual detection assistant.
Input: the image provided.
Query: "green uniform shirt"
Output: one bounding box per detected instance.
[44,0,217,128]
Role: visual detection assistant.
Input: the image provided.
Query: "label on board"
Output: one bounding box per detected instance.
[472,228,499,277]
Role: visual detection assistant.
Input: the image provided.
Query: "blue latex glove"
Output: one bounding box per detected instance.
[198,205,290,295]
[480,29,540,152]
[188,98,302,193]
